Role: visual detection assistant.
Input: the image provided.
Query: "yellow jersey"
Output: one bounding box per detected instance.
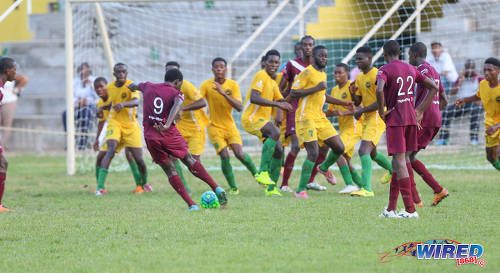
[355,67,378,118]
[293,65,327,121]
[476,79,500,126]
[200,78,242,128]
[242,70,283,122]
[96,96,111,122]
[178,80,209,128]
[107,79,140,126]
[328,80,361,134]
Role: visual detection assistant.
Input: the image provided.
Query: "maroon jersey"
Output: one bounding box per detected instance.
[138,82,184,140]
[377,60,425,127]
[415,61,444,128]
[282,57,307,96]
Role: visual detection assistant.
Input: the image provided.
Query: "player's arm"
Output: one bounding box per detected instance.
[157,97,183,132]
[113,98,139,111]
[250,90,292,111]
[290,81,326,98]
[182,98,207,111]
[439,89,448,111]
[127,83,141,92]
[279,75,288,95]
[486,123,500,136]
[415,77,439,118]
[349,81,362,106]
[93,120,105,151]
[325,94,353,107]
[214,82,243,112]
[375,78,386,119]
[455,94,480,106]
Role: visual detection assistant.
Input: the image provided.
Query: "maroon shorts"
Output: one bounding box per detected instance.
[285,100,298,136]
[386,125,418,156]
[145,128,188,165]
[417,127,440,150]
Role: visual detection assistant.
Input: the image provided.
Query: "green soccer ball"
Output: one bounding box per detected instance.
[200,191,220,209]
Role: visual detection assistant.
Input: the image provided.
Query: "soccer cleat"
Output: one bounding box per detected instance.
[265,187,282,197]
[416,201,424,208]
[316,166,337,185]
[188,204,200,211]
[432,188,449,206]
[338,185,360,194]
[306,181,327,191]
[143,183,154,192]
[254,171,276,186]
[229,188,240,195]
[380,173,392,184]
[398,210,419,218]
[0,204,10,213]
[294,191,309,199]
[132,185,145,194]
[95,189,108,196]
[379,208,401,218]
[350,188,374,197]
[215,187,228,206]
[279,185,293,192]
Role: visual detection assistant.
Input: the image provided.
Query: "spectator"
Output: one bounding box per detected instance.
[437,60,483,145]
[0,74,28,149]
[427,42,458,94]
[62,62,97,150]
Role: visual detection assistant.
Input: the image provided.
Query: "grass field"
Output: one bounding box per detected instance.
[0,154,498,273]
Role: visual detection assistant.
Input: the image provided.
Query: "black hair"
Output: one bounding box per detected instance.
[383,40,401,57]
[94,77,107,85]
[165,61,180,68]
[300,35,315,44]
[164,68,183,82]
[294,41,302,48]
[464,59,475,68]
[264,49,280,61]
[356,46,372,55]
[485,57,500,68]
[113,62,127,71]
[212,57,227,66]
[313,45,327,56]
[335,63,350,72]
[430,41,442,47]
[260,55,267,63]
[409,42,427,58]
[77,62,91,74]
[0,57,15,74]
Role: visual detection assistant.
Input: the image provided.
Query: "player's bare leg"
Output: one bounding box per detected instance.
[295,141,319,199]
[389,152,417,218]
[410,151,448,206]
[0,153,9,212]
[159,159,198,210]
[486,146,500,171]
[127,147,149,193]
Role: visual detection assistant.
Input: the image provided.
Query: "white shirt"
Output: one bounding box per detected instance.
[73,76,98,107]
[0,81,18,105]
[426,51,458,83]
[457,77,480,99]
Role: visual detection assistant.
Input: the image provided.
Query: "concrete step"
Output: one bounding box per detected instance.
[16,67,65,95]
[29,13,65,40]
[15,95,66,115]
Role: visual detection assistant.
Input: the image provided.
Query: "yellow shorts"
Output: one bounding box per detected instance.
[361,113,385,146]
[242,117,269,140]
[340,131,361,158]
[99,141,125,153]
[178,122,207,156]
[207,124,242,154]
[105,120,143,149]
[278,119,290,147]
[485,127,500,148]
[296,117,338,145]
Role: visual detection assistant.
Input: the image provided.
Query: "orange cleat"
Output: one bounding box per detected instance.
[0,204,10,213]
[132,185,145,194]
[432,188,449,206]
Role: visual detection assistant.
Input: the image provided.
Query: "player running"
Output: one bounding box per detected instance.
[408,42,449,206]
[242,49,292,197]
[128,68,227,210]
[200,58,259,194]
[96,63,149,195]
[376,40,439,218]
[455,57,500,171]
[290,46,353,199]
[0,57,16,212]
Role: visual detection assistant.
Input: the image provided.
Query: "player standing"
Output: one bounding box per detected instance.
[0,57,16,212]
[349,46,393,197]
[455,57,500,171]
[408,42,449,206]
[242,50,292,196]
[200,58,259,194]
[290,46,353,199]
[96,63,149,195]
[376,40,439,218]
[129,68,227,210]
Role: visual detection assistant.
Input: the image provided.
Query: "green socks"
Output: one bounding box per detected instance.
[298,159,315,192]
[95,166,99,181]
[319,151,341,172]
[174,160,191,193]
[373,151,392,173]
[128,161,143,186]
[267,156,282,191]
[351,170,362,187]
[221,157,237,190]
[339,165,354,186]
[260,138,277,173]
[360,154,373,191]
[97,168,108,190]
[493,159,500,171]
[241,153,257,176]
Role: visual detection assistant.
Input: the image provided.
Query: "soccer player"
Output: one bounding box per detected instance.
[348,46,393,197]
[376,40,439,218]
[290,45,353,199]
[128,68,227,210]
[92,77,144,194]
[408,42,449,206]
[242,49,292,196]
[324,63,363,194]
[96,63,149,195]
[200,57,259,194]
[279,35,335,191]
[0,57,16,212]
[455,57,500,171]
[165,61,209,193]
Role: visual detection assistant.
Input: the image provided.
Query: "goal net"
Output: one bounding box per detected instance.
[64,0,498,174]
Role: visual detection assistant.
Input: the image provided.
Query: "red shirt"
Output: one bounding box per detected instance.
[138,82,184,140]
[377,60,426,127]
[282,57,308,96]
[415,61,444,128]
